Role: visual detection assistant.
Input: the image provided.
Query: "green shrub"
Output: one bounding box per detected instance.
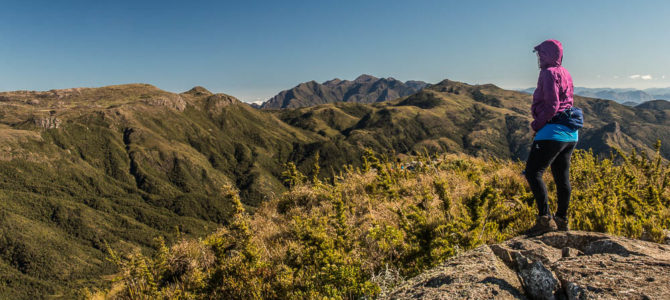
[103,146,670,299]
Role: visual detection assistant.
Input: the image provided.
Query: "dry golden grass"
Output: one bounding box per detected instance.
[96,147,670,299]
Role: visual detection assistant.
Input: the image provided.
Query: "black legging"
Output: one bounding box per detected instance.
[524,140,577,218]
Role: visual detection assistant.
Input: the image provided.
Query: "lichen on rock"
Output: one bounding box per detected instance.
[387,231,670,299]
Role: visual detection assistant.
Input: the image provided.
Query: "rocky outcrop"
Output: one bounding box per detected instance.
[205,93,238,114]
[33,116,62,129]
[142,94,187,111]
[48,87,84,99]
[387,231,670,299]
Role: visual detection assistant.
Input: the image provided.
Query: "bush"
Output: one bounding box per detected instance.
[103,145,670,299]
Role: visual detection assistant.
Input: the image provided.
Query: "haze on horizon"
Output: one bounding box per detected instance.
[1,0,669,102]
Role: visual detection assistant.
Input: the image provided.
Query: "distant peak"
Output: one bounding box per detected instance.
[434,79,468,88]
[183,86,212,96]
[354,74,379,83]
[323,78,343,86]
[478,83,501,89]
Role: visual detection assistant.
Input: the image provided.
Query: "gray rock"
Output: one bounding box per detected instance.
[561,247,582,258]
[33,116,61,129]
[515,254,559,300]
[490,238,562,268]
[563,281,587,300]
[386,231,670,299]
[142,94,186,111]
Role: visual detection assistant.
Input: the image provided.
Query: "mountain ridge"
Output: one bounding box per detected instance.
[520,86,670,105]
[260,74,429,109]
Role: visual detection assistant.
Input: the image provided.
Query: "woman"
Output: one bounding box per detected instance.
[525,39,578,236]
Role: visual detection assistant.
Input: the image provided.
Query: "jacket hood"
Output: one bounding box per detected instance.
[534,40,563,68]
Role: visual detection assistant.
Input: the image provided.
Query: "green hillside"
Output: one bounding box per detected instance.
[0,80,668,297]
[0,84,321,297]
[277,80,670,160]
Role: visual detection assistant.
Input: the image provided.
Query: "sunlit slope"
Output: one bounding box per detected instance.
[0,80,668,297]
[0,84,323,296]
[277,79,670,160]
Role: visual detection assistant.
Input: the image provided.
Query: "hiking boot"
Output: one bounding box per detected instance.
[525,215,557,236]
[554,216,569,231]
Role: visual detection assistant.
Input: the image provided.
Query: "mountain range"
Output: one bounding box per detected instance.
[521,86,670,106]
[0,78,669,296]
[262,75,670,109]
[260,74,429,109]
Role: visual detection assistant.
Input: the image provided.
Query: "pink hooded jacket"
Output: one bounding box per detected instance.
[531,40,574,132]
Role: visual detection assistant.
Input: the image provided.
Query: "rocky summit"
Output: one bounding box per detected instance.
[387,231,670,299]
[260,74,429,109]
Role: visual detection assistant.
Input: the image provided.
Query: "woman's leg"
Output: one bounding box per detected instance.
[550,142,577,219]
[525,140,565,216]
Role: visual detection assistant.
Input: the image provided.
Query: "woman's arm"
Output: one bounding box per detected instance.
[531,69,560,131]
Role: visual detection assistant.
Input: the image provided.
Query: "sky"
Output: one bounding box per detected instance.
[1,0,669,102]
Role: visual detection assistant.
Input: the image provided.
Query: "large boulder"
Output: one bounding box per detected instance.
[387,231,670,299]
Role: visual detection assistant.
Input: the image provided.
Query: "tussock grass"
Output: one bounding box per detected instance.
[101,146,670,299]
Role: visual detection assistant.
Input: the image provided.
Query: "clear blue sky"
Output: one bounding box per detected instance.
[1,0,669,102]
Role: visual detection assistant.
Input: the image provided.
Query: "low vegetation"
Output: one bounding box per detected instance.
[97,144,670,299]
[2,82,669,297]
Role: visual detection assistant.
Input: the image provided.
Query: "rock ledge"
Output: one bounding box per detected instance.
[387,231,670,299]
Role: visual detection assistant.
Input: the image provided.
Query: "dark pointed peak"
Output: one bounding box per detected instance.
[405,80,430,90]
[435,79,454,86]
[434,79,470,88]
[183,86,213,96]
[294,81,323,92]
[405,80,428,85]
[296,80,319,87]
[354,74,379,83]
[477,83,501,89]
[323,78,343,86]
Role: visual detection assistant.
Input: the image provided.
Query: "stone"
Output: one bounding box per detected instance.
[561,247,582,258]
[563,281,587,300]
[33,116,61,129]
[490,237,562,268]
[515,254,559,300]
[386,231,670,299]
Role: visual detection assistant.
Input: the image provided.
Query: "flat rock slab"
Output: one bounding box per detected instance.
[386,231,670,299]
[553,254,670,299]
